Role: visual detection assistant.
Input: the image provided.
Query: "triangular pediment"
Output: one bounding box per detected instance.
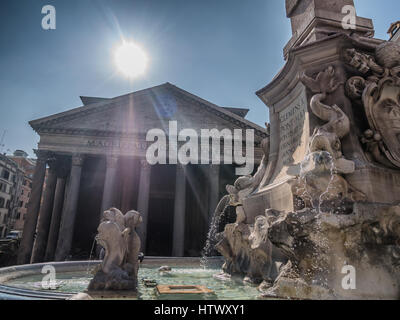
[30,83,267,139]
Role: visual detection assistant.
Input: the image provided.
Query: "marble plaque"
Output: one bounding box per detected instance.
[271,89,309,184]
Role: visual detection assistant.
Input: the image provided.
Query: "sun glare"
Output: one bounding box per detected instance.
[114,41,148,78]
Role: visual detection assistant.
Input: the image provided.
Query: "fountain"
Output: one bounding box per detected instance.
[0,0,399,301]
[212,0,400,300]
[0,208,256,300]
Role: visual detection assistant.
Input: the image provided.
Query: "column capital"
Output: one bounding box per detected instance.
[71,153,85,167]
[106,155,119,168]
[46,155,59,172]
[33,149,50,163]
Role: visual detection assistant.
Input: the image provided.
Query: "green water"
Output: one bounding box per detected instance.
[5,267,262,300]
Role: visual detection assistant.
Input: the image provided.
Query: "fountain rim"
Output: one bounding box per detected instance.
[0,257,224,300]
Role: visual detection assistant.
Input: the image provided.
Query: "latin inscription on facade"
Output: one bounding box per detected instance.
[87,139,147,152]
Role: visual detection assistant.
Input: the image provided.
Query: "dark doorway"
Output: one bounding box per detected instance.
[146,197,174,256]
[72,157,105,259]
[145,164,176,256]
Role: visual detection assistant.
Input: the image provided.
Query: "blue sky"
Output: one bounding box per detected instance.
[0,0,398,156]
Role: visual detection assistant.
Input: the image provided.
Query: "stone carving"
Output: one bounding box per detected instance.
[345,42,400,168]
[261,203,400,299]
[88,208,142,292]
[289,66,364,209]
[216,211,286,285]
[213,2,400,301]
[344,49,384,76]
[227,135,270,204]
[300,67,349,164]
[363,80,400,168]
[375,41,400,69]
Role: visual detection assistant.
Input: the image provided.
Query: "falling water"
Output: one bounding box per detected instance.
[317,152,336,214]
[298,151,336,214]
[86,238,97,275]
[298,154,315,211]
[200,204,228,269]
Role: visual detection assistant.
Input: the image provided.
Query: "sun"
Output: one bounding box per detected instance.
[114,41,148,78]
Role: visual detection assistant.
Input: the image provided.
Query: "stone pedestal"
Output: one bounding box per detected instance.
[55,154,84,261]
[172,165,186,257]
[17,150,48,265]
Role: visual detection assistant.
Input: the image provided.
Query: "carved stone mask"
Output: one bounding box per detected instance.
[363,81,400,167]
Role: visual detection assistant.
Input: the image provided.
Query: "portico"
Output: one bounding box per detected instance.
[18,83,267,264]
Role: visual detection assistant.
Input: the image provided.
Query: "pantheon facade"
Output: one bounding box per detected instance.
[18,83,267,264]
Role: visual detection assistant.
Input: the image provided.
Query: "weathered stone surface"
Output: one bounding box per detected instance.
[263,203,400,299]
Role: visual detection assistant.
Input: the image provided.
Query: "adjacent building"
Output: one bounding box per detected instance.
[388,21,400,42]
[0,155,20,238]
[8,151,35,232]
[0,151,35,238]
[18,83,268,264]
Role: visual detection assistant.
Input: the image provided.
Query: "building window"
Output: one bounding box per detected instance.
[0,197,5,208]
[2,170,10,181]
[18,201,23,208]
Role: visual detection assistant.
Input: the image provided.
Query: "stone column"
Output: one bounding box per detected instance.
[44,161,69,262]
[172,164,186,257]
[100,155,119,217]
[136,160,152,253]
[17,150,49,265]
[55,154,84,261]
[31,159,58,263]
[208,165,220,226]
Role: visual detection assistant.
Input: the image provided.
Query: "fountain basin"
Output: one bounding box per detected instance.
[0,257,261,300]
